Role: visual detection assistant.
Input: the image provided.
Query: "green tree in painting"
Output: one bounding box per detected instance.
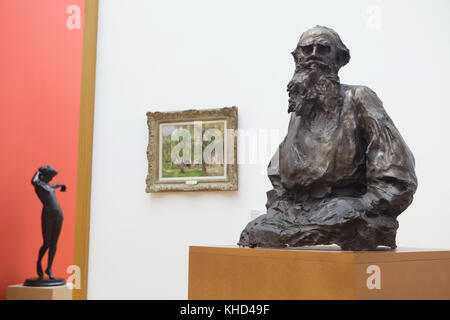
[161,121,225,178]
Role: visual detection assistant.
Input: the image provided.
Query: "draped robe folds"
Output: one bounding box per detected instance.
[238,85,417,250]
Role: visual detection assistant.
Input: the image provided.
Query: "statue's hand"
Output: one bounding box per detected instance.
[60,185,66,192]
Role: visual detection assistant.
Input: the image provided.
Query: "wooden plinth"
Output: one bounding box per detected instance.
[188,246,450,300]
[6,284,72,300]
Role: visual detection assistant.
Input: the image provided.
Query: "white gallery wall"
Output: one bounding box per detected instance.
[88,0,450,299]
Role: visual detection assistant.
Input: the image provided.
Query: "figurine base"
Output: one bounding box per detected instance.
[24,277,66,287]
[188,245,450,299]
[7,284,72,300]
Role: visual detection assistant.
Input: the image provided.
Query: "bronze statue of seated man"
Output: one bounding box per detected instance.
[238,26,417,251]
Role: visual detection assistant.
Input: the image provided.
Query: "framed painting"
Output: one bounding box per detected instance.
[146,107,238,192]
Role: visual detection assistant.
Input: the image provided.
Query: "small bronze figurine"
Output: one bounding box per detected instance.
[238,26,417,251]
[24,166,66,286]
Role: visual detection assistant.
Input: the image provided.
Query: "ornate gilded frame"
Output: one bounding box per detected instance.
[146,107,238,192]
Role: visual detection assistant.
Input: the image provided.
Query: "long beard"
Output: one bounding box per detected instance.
[287,64,342,118]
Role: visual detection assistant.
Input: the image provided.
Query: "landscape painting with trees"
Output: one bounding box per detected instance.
[160,120,226,179]
[146,107,238,192]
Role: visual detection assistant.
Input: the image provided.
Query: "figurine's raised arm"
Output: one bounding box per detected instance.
[31,170,40,186]
[50,184,67,192]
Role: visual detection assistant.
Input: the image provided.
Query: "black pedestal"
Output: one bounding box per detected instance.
[24,277,66,287]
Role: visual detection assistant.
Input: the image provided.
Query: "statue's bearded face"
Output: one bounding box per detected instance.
[295,34,338,73]
[288,28,349,117]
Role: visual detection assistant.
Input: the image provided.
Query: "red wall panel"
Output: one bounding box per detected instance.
[0,0,85,299]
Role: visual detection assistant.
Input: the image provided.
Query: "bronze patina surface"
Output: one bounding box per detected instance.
[238,26,417,250]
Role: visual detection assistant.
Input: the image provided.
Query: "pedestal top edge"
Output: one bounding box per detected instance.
[189,245,450,263]
[190,245,450,252]
[8,284,70,289]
